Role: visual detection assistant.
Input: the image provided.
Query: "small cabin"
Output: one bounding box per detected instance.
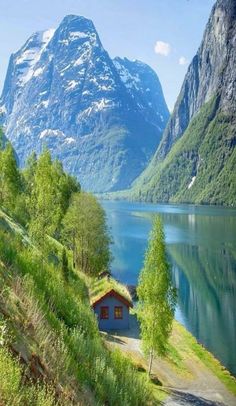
[92,288,133,331]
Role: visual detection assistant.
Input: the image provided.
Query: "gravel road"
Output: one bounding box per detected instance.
[104,315,236,406]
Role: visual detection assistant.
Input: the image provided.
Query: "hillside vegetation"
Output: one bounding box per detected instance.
[130,96,236,206]
[0,213,154,405]
[0,134,155,405]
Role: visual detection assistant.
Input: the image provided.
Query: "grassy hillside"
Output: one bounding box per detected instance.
[0,208,155,405]
[128,96,236,206]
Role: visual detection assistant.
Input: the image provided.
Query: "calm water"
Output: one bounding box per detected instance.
[101,200,236,376]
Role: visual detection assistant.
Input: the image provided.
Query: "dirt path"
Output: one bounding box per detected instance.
[104,315,236,406]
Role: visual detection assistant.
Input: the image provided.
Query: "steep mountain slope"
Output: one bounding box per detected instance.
[132,0,236,206]
[0,15,169,192]
[0,29,55,123]
[113,57,169,129]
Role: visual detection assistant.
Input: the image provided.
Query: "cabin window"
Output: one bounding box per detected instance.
[100,306,109,319]
[114,306,123,319]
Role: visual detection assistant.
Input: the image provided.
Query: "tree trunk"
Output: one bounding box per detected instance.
[148,348,154,376]
[72,234,76,269]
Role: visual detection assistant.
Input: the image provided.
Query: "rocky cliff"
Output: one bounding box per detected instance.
[132,0,236,206]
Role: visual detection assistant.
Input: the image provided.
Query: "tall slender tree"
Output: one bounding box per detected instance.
[137,216,176,376]
[28,149,62,252]
[23,151,37,195]
[0,142,22,211]
[0,128,6,150]
[61,248,70,281]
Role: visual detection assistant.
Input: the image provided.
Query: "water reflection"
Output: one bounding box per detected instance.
[101,200,236,375]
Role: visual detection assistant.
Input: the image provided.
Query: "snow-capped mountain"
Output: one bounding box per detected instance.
[0,15,169,192]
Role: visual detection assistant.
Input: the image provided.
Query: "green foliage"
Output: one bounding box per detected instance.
[27,149,79,251]
[63,192,112,276]
[28,149,63,249]
[0,131,153,404]
[90,276,132,304]
[0,347,56,406]
[0,228,152,406]
[171,321,236,396]
[0,142,22,214]
[50,159,80,215]
[23,151,37,195]
[0,128,6,150]
[0,135,28,225]
[137,216,176,374]
[132,96,236,206]
[61,248,70,282]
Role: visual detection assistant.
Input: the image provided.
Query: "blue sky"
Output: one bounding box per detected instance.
[0,0,215,110]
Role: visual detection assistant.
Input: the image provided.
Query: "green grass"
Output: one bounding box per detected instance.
[90,275,132,305]
[137,370,168,404]
[0,215,153,405]
[170,321,236,395]
[0,347,56,406]
[0,208,31,245]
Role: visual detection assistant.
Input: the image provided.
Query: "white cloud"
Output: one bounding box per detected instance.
[154,41,171,56]
[179,56,189,66]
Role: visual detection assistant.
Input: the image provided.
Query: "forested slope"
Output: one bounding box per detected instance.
[0,133,154,405]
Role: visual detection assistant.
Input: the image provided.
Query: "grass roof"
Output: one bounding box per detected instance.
[90,276,132,306]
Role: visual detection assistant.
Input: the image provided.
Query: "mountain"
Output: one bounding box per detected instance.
[0,15,169,192]
[131,0,236,206]
[113,57,169,129]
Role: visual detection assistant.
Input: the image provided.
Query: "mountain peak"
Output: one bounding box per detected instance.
[0,15,169,193]
[18,28,55,54]
[59,14,96,33]
[114,56,146,66]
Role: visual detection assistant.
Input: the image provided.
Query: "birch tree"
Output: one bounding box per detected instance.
[137,216,176,376]
[0,142,22,211]
[28,149,62,252]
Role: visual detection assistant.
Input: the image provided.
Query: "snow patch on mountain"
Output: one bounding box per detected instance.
[39,129,65,139]
[188,176,196,189]
[33,67,44,77]
[66,80,78,90]
[0,105,7,115]
[69,31,88,41]
[42,29,55,43]
[15,29,55,86]
[65,137,76,144]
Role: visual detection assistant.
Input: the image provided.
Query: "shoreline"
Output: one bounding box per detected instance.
[104,314,236,404]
